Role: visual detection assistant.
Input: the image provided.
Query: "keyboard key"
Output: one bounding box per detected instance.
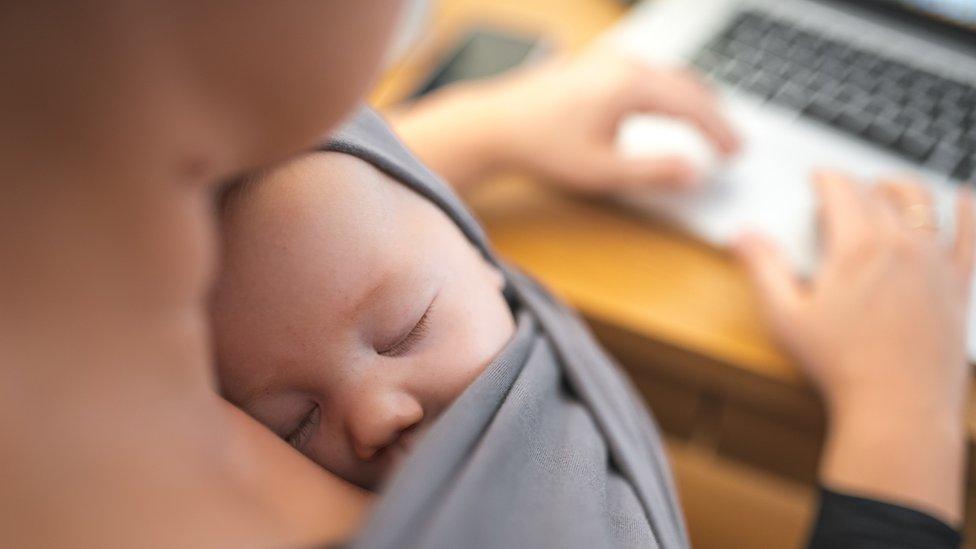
[820,57,852,80]
[785,68,816,88]
[954,135,973,152]
[896,129,937,162]
[895,107,931,131]
[745,71,786,99]
[865,120,903,147]
[907,75,936,97]
[864,97,898,119]
[808,73,842,95]
[940,91,970,115]
[716,61,751,86]
[804,95,844,123]
[928,143,967,177]
[934,108,967,128]
[847,70,879,93]
[836,85,872,108]
[732,43,765,67]
[904,93,936,115]
[877,82,907,104]
[758,33,791,54]
[761,56,792,78]
[791,30,820,50]
[771,82,813,111]
[787,45,819,67]
[691,51,721,73]
[929,117,963,142]
[878,61,911,83]
[850,51,883,75]
[961,92,976,110]
[953,158,975,182]
[836,106,873,134]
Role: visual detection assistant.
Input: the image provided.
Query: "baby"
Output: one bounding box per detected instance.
[211,110,686,548]
[211,146,516,490]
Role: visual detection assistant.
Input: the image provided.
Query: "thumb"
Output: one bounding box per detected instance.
[732,232,804,325]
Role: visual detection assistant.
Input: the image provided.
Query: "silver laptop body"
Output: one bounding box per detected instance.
[606,0,976,358]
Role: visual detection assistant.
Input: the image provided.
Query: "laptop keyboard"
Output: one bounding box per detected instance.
[692,9,976,183]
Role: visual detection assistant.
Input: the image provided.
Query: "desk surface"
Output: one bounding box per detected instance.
[372,0,976,437]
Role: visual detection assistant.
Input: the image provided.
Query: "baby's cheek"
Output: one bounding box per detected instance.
[450,290,515,385]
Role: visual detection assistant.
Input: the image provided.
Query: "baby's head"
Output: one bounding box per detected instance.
[211,152,515,490]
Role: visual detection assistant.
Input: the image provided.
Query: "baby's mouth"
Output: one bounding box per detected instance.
[368,423,423,466]
[396,425,421,454]
[354,424,429,492]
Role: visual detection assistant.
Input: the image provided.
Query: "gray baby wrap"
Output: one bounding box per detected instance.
[325,108,689,549]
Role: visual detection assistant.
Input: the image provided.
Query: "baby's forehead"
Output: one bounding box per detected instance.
[214,152,421,369]
[218,149,449,306]
[260,151,398,214]
[223,153,387,273]
[226,152,411,248]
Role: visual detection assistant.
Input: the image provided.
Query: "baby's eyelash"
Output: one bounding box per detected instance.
[285,405,320,450]
[379,304,433,358]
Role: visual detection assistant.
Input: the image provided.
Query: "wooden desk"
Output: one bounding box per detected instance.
[373,1,976,546]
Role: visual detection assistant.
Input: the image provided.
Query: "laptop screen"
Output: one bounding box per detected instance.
[894,0,976,31]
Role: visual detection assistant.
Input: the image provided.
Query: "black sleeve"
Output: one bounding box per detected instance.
[807,487,962,549]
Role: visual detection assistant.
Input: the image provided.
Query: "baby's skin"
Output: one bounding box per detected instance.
[211,152,515,490]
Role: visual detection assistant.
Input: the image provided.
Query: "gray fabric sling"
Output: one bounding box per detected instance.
[324,107,689,549]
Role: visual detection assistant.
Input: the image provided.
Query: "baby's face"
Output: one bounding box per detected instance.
[212,153,514,490]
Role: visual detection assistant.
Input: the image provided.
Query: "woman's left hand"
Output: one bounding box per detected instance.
[389,47,740,193]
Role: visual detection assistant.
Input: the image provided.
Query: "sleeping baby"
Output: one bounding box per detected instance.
[210,132,516,490]
[211,109,686,549]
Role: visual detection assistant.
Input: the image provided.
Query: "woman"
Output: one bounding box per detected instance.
[0,1,968,547]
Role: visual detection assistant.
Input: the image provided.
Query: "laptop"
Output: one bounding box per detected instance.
[606,0,976,358]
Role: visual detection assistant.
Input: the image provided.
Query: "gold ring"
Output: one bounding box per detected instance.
[903,203,938,231]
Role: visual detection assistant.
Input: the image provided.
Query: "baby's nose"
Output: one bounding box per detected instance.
[348,391,423,461]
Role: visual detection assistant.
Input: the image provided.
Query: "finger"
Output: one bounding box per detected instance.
[953,187,975,281]
[868,183,903,236]
[733,231,803,323]
[875,176,937,234]
[873,180,905,208]
[597,153,700,191]
[670,67,719,105]
[875,176,934,209]
[629,71,741,156]
[814,171,871,254]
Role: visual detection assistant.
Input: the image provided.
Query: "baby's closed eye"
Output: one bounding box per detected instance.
[378,299,435,358]
[285,404,320,450]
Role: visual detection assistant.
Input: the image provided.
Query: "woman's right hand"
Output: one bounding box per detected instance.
[734,171,974,525]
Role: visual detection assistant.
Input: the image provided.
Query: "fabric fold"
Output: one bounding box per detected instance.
[323,107,688,549]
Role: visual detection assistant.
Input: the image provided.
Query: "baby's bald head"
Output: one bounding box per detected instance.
[211,152,514,489]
